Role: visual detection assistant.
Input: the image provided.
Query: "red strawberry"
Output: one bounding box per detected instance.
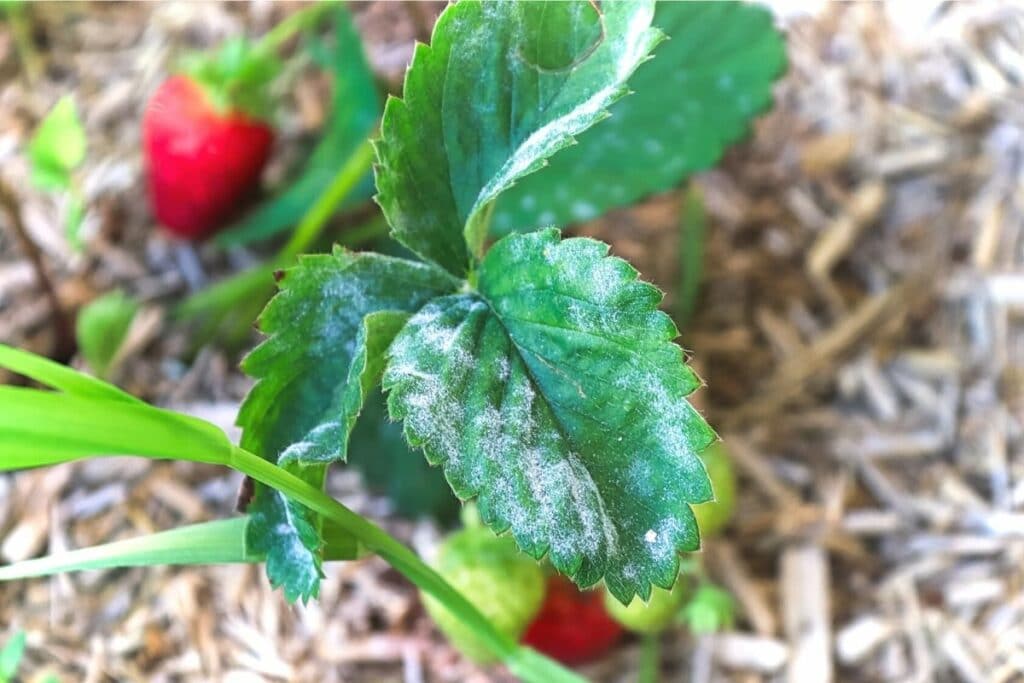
[521,575,623,665]
[143,39,278,241]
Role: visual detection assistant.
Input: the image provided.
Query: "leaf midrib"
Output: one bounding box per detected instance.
[473,290,621,548]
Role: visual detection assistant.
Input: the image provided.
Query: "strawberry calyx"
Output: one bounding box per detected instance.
[178,38,282,122]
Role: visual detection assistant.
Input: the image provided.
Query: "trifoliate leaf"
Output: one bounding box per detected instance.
[28,96,86,192]
[492,2,785,235]
[239,249,457,601]
[75,290,139,380]
[218,6,379,245]
[383,229,714,603]
[374,0,662,276]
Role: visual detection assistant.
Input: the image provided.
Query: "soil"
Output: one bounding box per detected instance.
[2,2,1024,682]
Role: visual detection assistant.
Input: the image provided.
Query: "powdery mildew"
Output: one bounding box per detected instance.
[384,230,715,603]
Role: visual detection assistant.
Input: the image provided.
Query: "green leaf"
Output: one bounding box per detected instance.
[0,386,233,472]
[347,389,460,524]
[0,343,140,404]
[383,229,714,603]
[0,516,358,583]
[680,582,735,634]
[492,2,785,235]
[75,290,139,380]
[217,6,379,246]
[374,0,662,276]
[180,37,282,120]
[238,249,457,601]
[28,96,86,192]
[0,518,246,580]
[0,630,25,682]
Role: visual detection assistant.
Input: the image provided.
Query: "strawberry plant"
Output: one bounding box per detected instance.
[27,96,87,248]
[0,1,783,680]
[143,3,338,241]
[175,4,380,346]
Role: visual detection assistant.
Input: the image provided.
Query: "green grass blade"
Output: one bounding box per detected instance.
[0,386,232,471]
[507,647,587,683]
[0,629,25,681]
[174,263,277,322]
[0,517,364,582]
[0,376,574,682]
[0,344,140,404]
[0,518,249,580]
[322,519,363,561]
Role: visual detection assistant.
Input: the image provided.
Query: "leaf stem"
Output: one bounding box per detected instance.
[0,177,74,361]
[224,446,522,658]
[3,2,42,84]
[675,183,706,330]
[279,137,376,261]
[256,1,336,54]
[176,138,377,338]
[174,263,277,321]
[638,632,661,683]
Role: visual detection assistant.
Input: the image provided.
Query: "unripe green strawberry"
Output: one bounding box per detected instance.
[603,577,689,634]
[421,526,545,663]
[692,442,736,537]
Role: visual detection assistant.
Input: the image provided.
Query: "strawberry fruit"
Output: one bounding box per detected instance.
[143,39,278,240]
[604,577,690,634]
[421,526,546,664]
[691,442,737,538]
[521,575,623,665]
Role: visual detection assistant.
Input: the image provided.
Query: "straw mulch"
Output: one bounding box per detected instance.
[2,2,1024,682]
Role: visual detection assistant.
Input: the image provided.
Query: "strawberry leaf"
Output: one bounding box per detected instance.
[238,249,457,602]
[492,2,785,235]
[680,583,735,634]
[28,96,86,192]
[374,0,662,276]
[75,290,139,380]
[383,229,714,603]
[0,630,25,682]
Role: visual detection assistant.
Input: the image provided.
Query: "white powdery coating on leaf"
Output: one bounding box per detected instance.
[386,295,621,573]
[278,420,340,464]
[477,84,619,212]
[469,3,659,221]
[480,232,713,596]
[386,297,484,471]
[388,230,712,599]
